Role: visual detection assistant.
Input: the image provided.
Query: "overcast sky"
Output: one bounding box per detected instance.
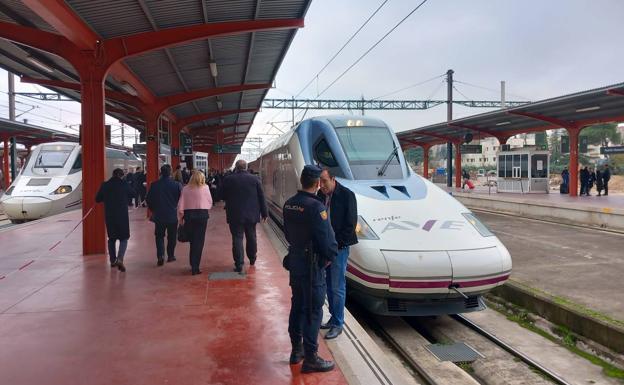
[1,0,623,153]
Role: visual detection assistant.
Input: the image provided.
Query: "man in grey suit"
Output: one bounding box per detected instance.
[221,160,268,273]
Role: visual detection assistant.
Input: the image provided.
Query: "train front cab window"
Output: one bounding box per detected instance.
[34,145,74,169]
[335,126,401,179]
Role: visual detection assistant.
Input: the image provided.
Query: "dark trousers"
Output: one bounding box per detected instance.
[228,222,257,268]
[604,181,609,195]
[580,181,588,195]
[154,221,177,259]
[185,217,208,272]
[136,188,146,207]
[288,268,326,356]
[108,238,128,263]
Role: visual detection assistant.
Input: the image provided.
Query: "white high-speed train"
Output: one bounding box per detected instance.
[0,142,142,223]
[250,115,512,316]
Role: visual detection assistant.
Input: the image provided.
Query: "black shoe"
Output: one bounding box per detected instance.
[234,265,243,273]
[325,326,342,340]
[289,345,304,365]
[301,354,335,373]
[157,258,164,266]
[192,270,202,276]
[110,261,117,268]
[249,256,257,266]
[167,257,176,262]
[320,322,332,330]
[117,262,126,272]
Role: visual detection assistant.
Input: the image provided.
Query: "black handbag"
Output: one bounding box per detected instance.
[177,224,189,243]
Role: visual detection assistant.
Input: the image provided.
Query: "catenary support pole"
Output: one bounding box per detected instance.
[2,138,9,188]
[446,69,454,187]
[455,142,462,188]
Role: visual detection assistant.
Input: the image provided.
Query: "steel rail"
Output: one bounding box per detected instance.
[452,314,573,385]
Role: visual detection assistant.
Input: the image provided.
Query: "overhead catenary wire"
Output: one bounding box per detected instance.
[294,0,390,99]
[317,0,430,97]
[454,79,530,101]
[261,0,390,134]
[372,73,445,100]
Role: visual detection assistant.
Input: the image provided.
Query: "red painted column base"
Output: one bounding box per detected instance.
[454,142,462,188]
[567,127,580,197]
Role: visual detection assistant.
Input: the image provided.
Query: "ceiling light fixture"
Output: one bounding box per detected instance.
[26,56,54,73]
[209,61,218,78]
[575,106,600,113]
[120,81,138,96]
[495,121,511,126]
[216,100,223,110]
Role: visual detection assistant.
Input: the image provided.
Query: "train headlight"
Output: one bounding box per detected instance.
[355,216,379,240]
[51,185,72,195]
[462,213,494,237]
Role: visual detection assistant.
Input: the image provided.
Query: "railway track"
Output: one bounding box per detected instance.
[266,216,574,385]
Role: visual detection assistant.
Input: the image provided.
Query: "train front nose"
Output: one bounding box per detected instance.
[0,197,53,220]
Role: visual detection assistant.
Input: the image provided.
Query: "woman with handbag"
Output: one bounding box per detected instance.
[177,170,213,275]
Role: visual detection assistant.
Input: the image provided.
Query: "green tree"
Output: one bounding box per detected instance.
[403,147,423,165]
[581,123,622,147]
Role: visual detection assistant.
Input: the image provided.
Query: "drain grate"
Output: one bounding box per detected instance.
[208,271,246,281]
[425,342,484,362]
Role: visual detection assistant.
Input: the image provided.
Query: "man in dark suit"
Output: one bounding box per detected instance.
[96,168,131,272]
[603,164,611,196]
[318,168,358,339]
[146,164,183,266]
[221,159,268,273]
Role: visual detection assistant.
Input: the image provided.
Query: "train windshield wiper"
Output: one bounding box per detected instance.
[378,145,399,177]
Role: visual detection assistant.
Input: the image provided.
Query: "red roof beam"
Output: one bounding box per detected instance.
[447,123,500,138]
[607,89,624,97]
[507,110,575,129]
[191,122,252,135]
[417,131,461,143]
[173,109,259,131]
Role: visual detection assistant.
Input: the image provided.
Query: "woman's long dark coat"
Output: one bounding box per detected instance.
[95,177,131,240]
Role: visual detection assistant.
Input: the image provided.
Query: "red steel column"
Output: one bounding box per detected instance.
[422,145,431,179]
[171,126,180,170]
[567,127,580,197]
[454,142,462,188]
[80,70,107,255]
[2,137,10,188]
[146,116,160,188]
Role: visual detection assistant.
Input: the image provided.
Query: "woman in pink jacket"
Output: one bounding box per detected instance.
[177,170,213,275]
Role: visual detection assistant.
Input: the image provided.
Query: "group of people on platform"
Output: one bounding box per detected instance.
[561,164,612,196]
[95,160,357,374]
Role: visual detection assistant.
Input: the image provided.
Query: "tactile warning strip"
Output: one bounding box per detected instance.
[208,271,247,281]
[425,342,484,362]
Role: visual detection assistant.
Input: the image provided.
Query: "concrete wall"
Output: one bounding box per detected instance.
[454,193,624,233]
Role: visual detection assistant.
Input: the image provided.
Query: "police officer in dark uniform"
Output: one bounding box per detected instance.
[283,165,338,373]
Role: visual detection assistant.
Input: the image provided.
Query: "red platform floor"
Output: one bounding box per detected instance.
[0,204,347,385]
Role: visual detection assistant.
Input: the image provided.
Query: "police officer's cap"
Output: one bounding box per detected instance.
[302,164,322,178]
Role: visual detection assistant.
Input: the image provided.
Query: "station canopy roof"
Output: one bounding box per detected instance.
[0,0,311,148]
[0,116,76,146]
[397,82,624,147]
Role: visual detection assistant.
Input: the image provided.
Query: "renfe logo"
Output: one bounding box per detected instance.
[379,219,464,233]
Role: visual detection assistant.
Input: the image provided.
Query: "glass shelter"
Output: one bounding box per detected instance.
[497,149,550,193]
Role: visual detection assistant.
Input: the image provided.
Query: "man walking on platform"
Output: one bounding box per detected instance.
[283,165,338,373]
[318,168,358,340]
[96,168,131,272]
[221,160,268,273]
[146,164,183,266]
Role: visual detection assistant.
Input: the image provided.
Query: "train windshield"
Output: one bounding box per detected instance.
[34,145,74,168]
[335,126,397,164]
